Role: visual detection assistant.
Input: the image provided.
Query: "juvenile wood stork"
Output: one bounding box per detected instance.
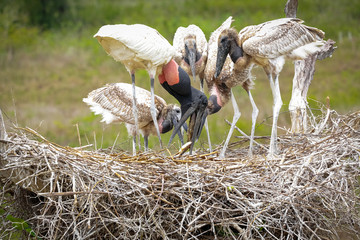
[173,24,208,91]
[205,16,257,159]
[173,24,212,151]
[214,18,325,157]
[83,83,183,155]
[94,24,177,149]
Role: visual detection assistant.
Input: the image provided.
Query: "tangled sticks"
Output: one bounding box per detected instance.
[0,109,359,239]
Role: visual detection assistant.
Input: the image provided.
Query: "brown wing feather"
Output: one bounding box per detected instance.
[241,18,324,59]
[87,83,166,127]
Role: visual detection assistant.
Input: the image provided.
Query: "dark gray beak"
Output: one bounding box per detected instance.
[168,95,208,154]
[185,43,197,82]
[214,38,230,79]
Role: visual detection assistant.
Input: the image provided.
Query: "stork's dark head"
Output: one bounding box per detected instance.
[208,95,222,115]
[184,34,199,82]
[159,104,181,134]
[207,82,232,116]
[160,104,187,144]
[215,28,243,79]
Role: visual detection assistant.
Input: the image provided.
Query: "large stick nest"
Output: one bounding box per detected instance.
[1,109,360,239]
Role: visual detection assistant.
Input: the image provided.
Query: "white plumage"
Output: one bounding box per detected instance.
[95,24,176,74]
[94,24,178,149]
[83,83,181,154]
[215,17,325,157]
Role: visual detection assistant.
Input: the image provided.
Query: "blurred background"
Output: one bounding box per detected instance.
[0,0,359,152]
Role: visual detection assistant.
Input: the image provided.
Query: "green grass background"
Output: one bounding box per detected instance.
[0,0,359,152]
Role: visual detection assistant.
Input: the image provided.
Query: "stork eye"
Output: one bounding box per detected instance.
[220,36,228,43]
[175,109,181,114]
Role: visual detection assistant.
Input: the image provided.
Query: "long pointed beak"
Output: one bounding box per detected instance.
[168,105,197,147]
[172,117,184,145]
[189,108,208,154]
[214,42,229,79]
[182,122,188,132]
[168,97,208,152]
[188,47,197,82]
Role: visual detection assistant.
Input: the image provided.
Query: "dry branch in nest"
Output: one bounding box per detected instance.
[0,109,360,239]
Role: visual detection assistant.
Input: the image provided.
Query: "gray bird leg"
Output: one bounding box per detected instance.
[267,73,283,157]
[132,135,136,156]
[150,76,163,148]
[247,90,259,157]
[219,90,241,159]
[200,78,212,152]
[131,73,140,152]
[144,135,149,152]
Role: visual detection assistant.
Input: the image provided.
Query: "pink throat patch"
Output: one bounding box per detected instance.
[157,118,163,133]
[211,86,223,106]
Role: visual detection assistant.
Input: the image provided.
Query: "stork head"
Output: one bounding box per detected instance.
[160,104,188,144]
[160,104,182,134]
[184,35,199,82]
[208,95,222,115]
[215,28,242,78]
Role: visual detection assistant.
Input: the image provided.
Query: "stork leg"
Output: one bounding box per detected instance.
[267,73,283,157]
[200,78,212,152]
[247,90,259,157]
[132,135,136,156]
[144,135,149,152]
[131,73,140,153]
[150,76,163,148]
[219,90,241,159]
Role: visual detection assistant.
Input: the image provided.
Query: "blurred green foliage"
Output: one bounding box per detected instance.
[0,0,359,151]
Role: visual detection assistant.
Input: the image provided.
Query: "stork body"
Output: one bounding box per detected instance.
[173,24,212,151]
[83,83,182,155]
[205,16,257,159]
[94,24,177,150]
[173,24,208,90]
[215,18,325,157]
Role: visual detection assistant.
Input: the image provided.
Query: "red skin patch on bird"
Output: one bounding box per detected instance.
[159,60,180,85]
[157,118,163,133]
[210,86,223,106]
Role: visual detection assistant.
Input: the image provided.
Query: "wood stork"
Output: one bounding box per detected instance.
[83,83,183,155]
[94,24,177,150]
[205,16,257,159]
[214,18,325,157]
[173,24,212,151]
[94,24,208,154]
